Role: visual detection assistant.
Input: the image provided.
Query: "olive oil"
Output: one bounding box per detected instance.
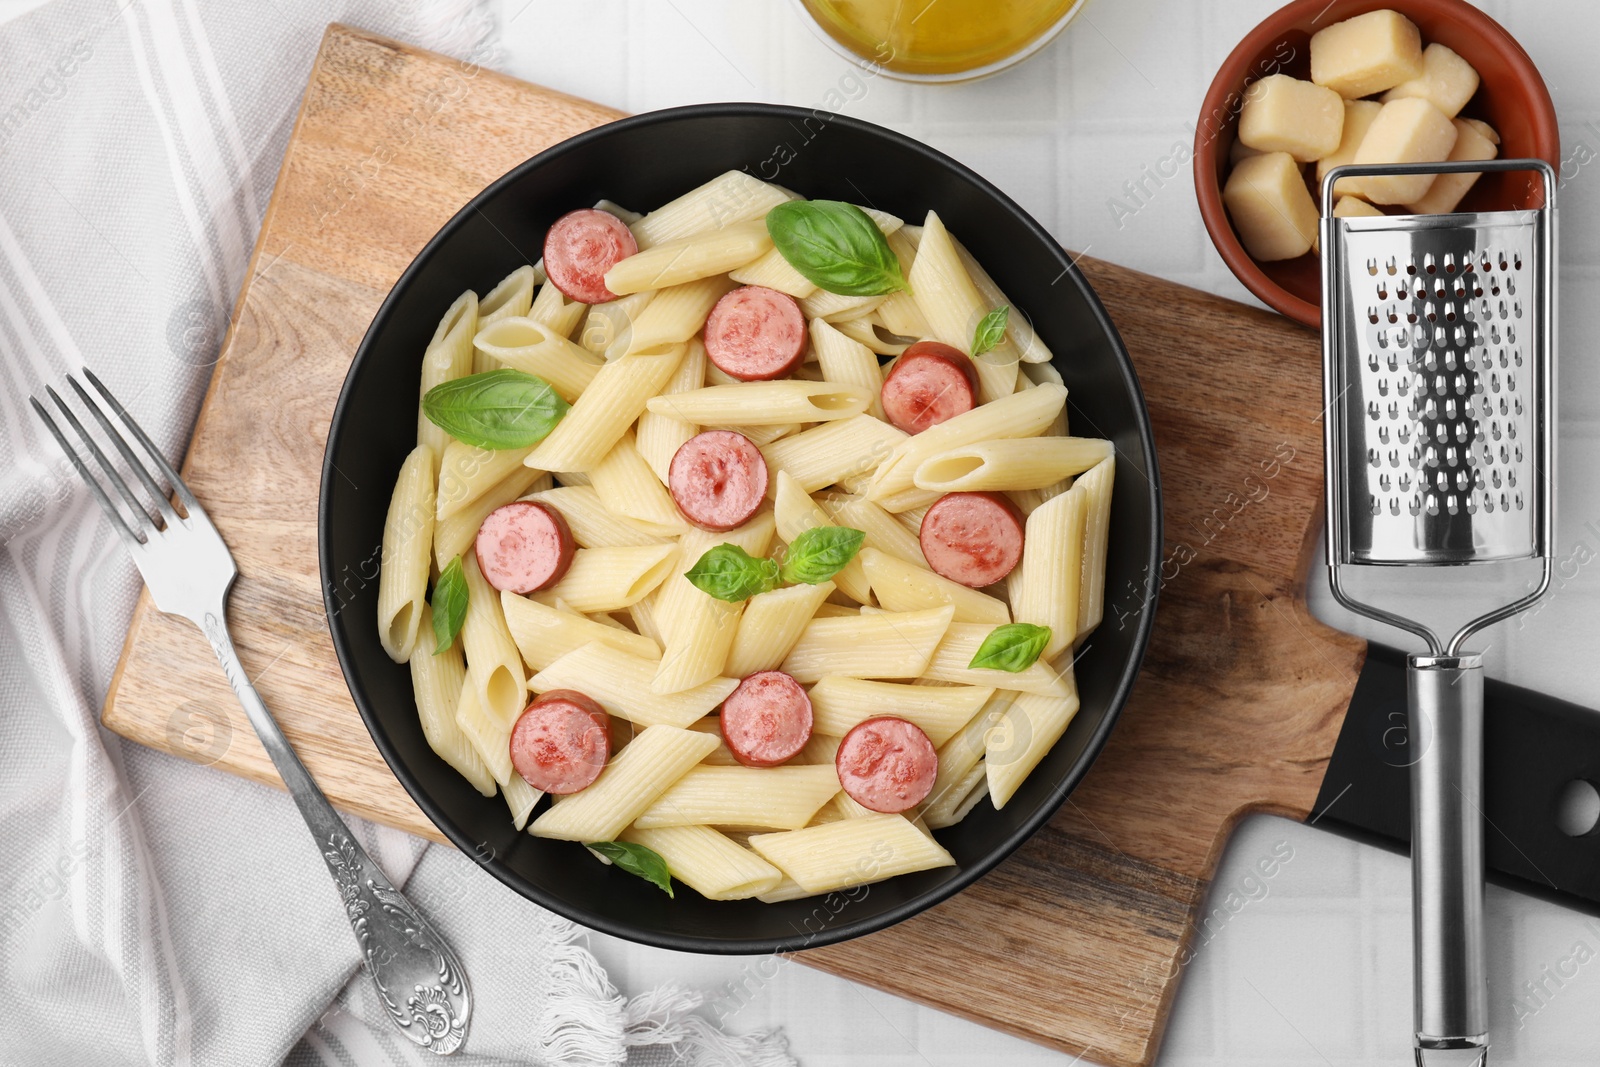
[800,0,1082,78]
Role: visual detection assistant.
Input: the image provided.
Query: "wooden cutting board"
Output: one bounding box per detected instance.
[102,25,1369,1067]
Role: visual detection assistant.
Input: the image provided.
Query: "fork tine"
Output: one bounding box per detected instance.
[30,395,145,549]
[45,385,159,539]
[82,367,202,515]
[65,374,181,526]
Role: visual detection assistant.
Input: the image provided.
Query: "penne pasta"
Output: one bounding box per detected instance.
[912,437,1113,494]
[987,677,1080,809]
[876,229,930,339]
[772,470,871,605]
[459,553,529,730]
[604,220,771,295]
[920,688,1013,826]
[1074,456,1115,639]
[859,547,1008,625]
[455,680,515,787]
[502,773,542,831]
[781,604,953,683]
[501,590,660,672]
[635,337,706,483]
[922,622,1074,696]
[525,485,668,548]
[645,380,873,426]
[377,443,436,663]
[416,290,478,470]
[624,276,734,356]
[807,675,993,747]
[748,813,954,894]
[705,422,799,448]
[524,345,687,473]
[381,175,1121,901]
[761,414,907,494]
[866,383,1067,510]
[629,170,792,249]
[410,604,496,796]
[724,580,836,678]
[436,439,535,521]
[799,290,885,322]
[908,210,1019,402]
[1012,487,1088,660]
[816,491,926,569]
[831,313,913,356]
[528,642,738,728]
[473,265,537,371]
[529,725,719,842]
[588,431,687,530]
[572,291,652,358]
[529,278,587,339]
[953,234,1053,364]
[620,825,784,900]
[473,316,602,402]
[433,465,546,567]
[534,544,678,614]
[633,764,841,830]
[810,318,885,420]
[727,246,818,299]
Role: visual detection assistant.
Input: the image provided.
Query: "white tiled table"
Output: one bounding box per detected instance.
[492,2,1600,1064]
[6,0,1588,1060]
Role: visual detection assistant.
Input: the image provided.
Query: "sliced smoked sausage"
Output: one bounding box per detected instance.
[720,671,812,768]
[510,689,610,794]
[918,491,1025,588]
[475,500,575,594]
[879,340,977,434]
[543,208,638,305]
[703,285,808,381]
[668,430,770,532]
[835,716,938,814]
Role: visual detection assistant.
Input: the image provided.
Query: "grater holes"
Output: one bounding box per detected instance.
[1424,253,1438,275]
[1367,257,1380,276]
[1444,252,1457,274]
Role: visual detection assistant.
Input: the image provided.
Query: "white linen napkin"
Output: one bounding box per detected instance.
[0,1,792,1063]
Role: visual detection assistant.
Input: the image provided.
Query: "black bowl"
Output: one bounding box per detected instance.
[320,103,1162,953]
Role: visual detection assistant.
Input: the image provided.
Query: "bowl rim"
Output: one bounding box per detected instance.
[1193,0,1561,329]
[319,101,1164,953]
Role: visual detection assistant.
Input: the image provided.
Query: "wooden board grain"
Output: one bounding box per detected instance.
[102,25,1367,1067]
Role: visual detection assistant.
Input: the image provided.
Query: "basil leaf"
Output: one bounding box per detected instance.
[685,544,780,602]
[422,368,569,450]
[431,556,469,654]
[972,305,1010,358]
[586,840,674,898]
[780,526,866,585]
[967,622,1051,672]
[766,200,908,297]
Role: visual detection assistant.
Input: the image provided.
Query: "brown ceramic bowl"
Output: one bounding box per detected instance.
[1194,0,1559,328]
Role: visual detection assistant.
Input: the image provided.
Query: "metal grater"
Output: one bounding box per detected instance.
[1322,159,1557,1067]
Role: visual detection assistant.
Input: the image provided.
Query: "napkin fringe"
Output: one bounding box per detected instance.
[531,916,629,1066]
[624,982,797,1067]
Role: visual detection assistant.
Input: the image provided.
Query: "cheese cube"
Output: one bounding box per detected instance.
[1229,136,1263,166]
[1461,117,1500,146]
[1310,9,1425,98]
[1238,74,1345,162]
[1333,196,1384,219]
[1224,152,1319,262]
[1382,43,1481,118]
[1316,99,1384,199]
[1348,98,1459,204]
[1405,119,1499,214]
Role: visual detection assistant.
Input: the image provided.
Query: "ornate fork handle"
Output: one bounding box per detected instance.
[202,609,470,1054]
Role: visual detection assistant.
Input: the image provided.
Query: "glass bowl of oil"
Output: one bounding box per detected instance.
[790,0,1086,82]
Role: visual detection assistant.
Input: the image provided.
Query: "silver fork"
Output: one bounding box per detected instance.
[32,369,471,1056]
